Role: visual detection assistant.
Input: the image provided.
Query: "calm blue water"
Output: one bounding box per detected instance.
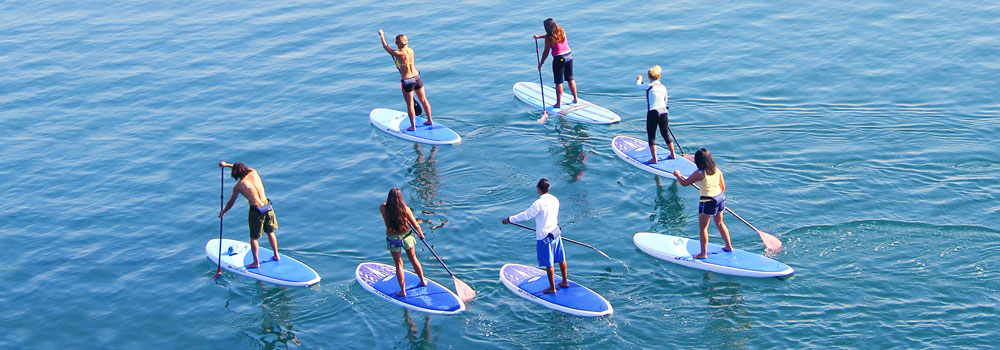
[2,1,998,348]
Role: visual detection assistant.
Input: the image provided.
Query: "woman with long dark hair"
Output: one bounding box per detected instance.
[380,187,427,296]
[673,148,734,259]
[533,18,579,108]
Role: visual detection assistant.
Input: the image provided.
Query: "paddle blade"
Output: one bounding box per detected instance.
[537,111,549,123]
[208,269,222,283]
[758,230,783,253]
[453,277,476,302]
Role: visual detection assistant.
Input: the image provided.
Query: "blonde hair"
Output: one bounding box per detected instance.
[647,65,662,81]
[395,34,407,47]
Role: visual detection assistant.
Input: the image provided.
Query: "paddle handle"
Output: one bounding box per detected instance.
[689,182,763,233]
[534,38,546,111]
[218,166,224,273]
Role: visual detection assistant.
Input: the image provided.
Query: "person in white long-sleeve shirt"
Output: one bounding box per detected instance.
[635,65,675,163]
[502,178,569,294]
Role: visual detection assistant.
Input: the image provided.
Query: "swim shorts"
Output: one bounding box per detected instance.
[698,195,726,216]
[248,199,277,240]
[536,232,566,267]
[400,76,424,92]
[386,232,416,253]
[551,52,574,85]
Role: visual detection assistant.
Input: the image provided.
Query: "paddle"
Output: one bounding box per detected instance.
[417,235,476,302]
[533,37,548,123]
[212,166,224,281]
[507,221,614,260]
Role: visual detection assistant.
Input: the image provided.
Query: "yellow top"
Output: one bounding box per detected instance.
[697,168,723,197]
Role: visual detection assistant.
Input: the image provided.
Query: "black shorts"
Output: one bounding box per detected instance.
[400,76,424,92]
[646,109,670,143]
[551,53,574,85]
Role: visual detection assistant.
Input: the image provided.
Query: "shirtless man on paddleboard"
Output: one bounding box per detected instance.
[218,161,279,269]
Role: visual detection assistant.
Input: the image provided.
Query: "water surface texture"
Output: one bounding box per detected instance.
[2,1,998,349]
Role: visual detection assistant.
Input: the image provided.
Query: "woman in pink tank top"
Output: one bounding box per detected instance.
[532,18,579,108]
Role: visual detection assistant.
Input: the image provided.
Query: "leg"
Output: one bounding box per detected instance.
[564,58,577,103]
[402,89,417,131]
[265,230,280,261]
[391,251,407,296]
[404,246,427,286]
[694,213,711,259]
[414,85,432,125]
[568,80,579,103]
[543,266,557,294]
[554,83,564,108]
[558,261,569,288]
[715,211,734,252]
[646,110,659,163]
[659,115,675,159]
[247,238,261,268]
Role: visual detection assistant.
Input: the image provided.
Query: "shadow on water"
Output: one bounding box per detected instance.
[400,309,435,350]
[227,282,303,349]
[548,119,590,183]
[698,274,752,350]
[652,176,687,233]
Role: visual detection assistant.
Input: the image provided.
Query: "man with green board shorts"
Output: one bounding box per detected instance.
[218,161,279,269]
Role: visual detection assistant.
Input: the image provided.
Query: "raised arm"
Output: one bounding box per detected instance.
[378,29,402,57]
[635,75,650,90]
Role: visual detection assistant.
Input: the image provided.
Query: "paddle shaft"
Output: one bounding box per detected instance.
[508,221,612,259]
[689,182,762,233]
[417,234,457,277]
[668,126,685,155]
[217,167,223,274]
[534,38,546,112]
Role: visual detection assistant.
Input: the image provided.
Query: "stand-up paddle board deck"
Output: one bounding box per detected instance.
[355,262,466,315]
[612,135,698,178]
[513,82,621,124]
[206,239,321,287]
[499,263,612,317]
[369,108,461,145]
[633,232,794,278]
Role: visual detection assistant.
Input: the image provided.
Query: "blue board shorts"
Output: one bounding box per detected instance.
[536,234,566,267]
[699,195,726,216]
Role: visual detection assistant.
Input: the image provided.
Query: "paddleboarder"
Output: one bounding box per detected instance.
[635,65,675,163]
[379,29,433,131]
[673,148,734,259]
[380,187,428,296]
[533,18,578,108]
[218,161,279,269]
[502,178,569,294]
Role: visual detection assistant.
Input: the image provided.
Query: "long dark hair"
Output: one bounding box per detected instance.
[384,187,410,233]
[694,148,717,176]
[543,18,565,46]
[231,162,251,180]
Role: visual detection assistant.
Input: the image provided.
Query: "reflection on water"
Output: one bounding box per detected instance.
[402,309,435,350]
[548,119,590,183]
[407,144,448,231]
[652,176,687,233]
[233,283,303,349]
[698,274,752,349]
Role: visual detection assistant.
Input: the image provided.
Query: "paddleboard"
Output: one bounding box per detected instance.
[512,82,621,124]
[369,108,461,145]
[612,135,698,178]
[205,239,321,287]
[355,262,466,315]
[633,232,794,278]
[499,263,612,317]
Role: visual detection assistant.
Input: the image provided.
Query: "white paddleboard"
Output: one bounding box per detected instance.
[512,82,621,124]
[633,232,794,278]
[612,135,698,178]
[355,262,466,315]
[370,108,461,145]
[499,263,613,317]
[205,239,321,287]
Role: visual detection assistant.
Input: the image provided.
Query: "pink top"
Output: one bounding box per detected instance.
[552,39,571,56]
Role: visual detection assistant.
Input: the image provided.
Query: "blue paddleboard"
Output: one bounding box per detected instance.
[205,239,321,287]
[499,263,613,317]
[633,232,794,278]
[512,82,621,124]
[355,262,465,315]
[612,135,698,178]
[369,108,461,145]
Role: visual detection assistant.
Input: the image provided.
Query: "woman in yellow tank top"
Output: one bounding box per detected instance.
[673,148,734,259]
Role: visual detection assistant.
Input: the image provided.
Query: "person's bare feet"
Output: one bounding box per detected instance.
[271,255,280,261]
[558,281,570,288]
[406,125,416,131]
[647,158,658,164]
[692,253,707,259]
[722,247,734,252]
[245,263,260,269]
[418,279,428,287]
[423,120,433,125]
[542,287,557,294]
[396,291,407,297]
[553,104,561,108]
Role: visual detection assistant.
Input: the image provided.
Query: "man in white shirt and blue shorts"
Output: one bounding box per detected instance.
[502,178,569,294]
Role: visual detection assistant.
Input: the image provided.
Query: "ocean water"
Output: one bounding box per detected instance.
[2,1,998,349]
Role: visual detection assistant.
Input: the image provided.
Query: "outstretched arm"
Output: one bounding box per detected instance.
[378,29,401,57]
[219,160,233,168]
[219,187,239,218]
[673,169,704,187]
[405,207,424,239]
[537,41,551,69]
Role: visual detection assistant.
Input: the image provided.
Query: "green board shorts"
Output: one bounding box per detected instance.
[386,232,416,253]
[248,200,277,240]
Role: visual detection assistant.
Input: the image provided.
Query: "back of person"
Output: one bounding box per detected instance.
[697,168,723,198]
